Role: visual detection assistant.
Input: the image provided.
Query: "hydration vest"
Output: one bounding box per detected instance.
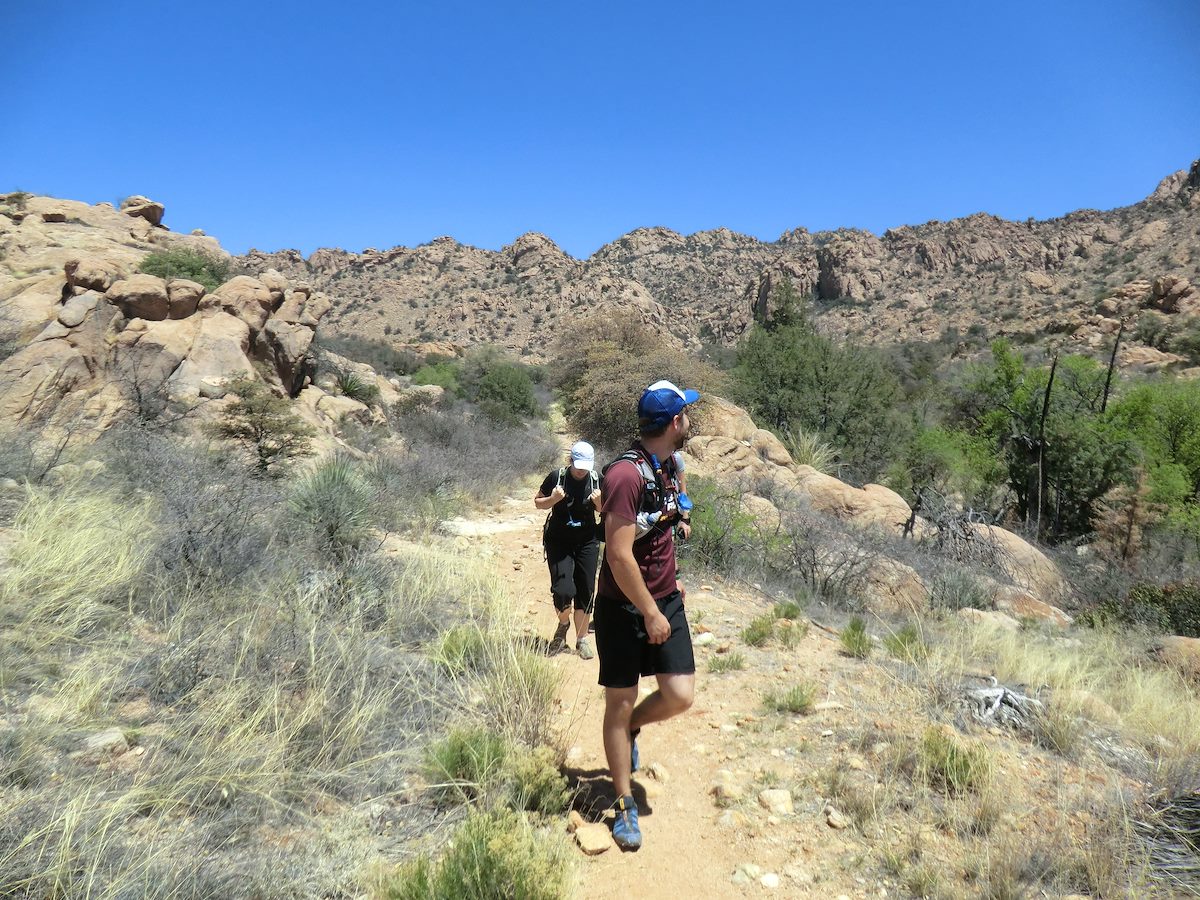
[601,447,683,542]
[542,466,600,548]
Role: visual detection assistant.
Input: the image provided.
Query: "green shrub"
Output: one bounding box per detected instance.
[289,456,373,556]
[742,614,775,647]
[772,600,804,620]
[425,726,509,805]
[929,568,990,611]
[840,617,872,658]
[433,625,489,675]
[1120,581,1200,637]
[379,809,572,900]
[138,248,229,292]
[763,681,816,715]
[413,360,463,395]
[919,726,991,794]
[708,652,746,673]
[777,619,809,650]
[681,476,758,573]
[883,624,927,662]
[505,745,569,815]
[207,376,315,473]
[473,362,538,423]
[336,371,381,405]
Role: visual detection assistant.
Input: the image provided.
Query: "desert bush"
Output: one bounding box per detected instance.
[777,618,809,649]
[96,425,282,597]
[1032,704,1083,757]
[315,332,419,375]
[290,455,374,558]
[918,726,992,794]
[840,616,872,658]
[763,681,816,715]
[742,614,775,647]
[708,651,746,673]
[1101,580,1200,636]
[679,476,760,574]
[548,314,723,448]
[505,745,569,815]
[138,247,229,292]
[207,376,316,474]
[928,566,991,611]
[378,809,572,900]
[336,370,382,405]
[412,359,463,395]
[425,726,510,805]
[883,623,928,662]
[459,346,541,423]
[370,403,556,532]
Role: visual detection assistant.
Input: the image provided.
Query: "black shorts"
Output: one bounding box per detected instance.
[545,538,599,614]
[594,589,695,688]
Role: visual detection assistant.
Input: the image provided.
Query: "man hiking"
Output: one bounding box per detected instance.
[594,380,699,850]
[534,441,603,658]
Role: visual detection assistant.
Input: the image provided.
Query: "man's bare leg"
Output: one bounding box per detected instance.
[629,673,695,733]
[603,686,638,798]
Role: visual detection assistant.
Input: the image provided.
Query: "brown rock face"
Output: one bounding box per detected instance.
[65,257,123,293]
[1151,636,1200,681]
[202,276,273,333]
[120,195,165,227]
[167,279,205,319]
[106,274,170,321]
[262,319,315,395]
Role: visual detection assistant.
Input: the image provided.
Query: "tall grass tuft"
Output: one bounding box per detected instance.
[377,809,573,900]
[840,616,872,658]
[0,489,153,646]
[290,455,374,556]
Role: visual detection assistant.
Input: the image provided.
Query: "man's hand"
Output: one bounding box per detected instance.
[550,485,566,503]
[588,489,602,507]
[677,520,692,540]
[646,610,671,644]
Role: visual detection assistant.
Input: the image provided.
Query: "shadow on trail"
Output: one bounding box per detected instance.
[563,767,651,820]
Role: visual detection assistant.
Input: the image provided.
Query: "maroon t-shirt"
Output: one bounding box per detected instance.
[597,456,678,602]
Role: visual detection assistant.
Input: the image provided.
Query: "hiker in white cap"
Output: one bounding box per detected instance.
[534,440,603,658]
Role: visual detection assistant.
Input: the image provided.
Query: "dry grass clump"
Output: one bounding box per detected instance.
[0,464,569,899]
[840,616,872,658]
[762,681,817,715]
[708,651,746,673]
[918,726,992,795]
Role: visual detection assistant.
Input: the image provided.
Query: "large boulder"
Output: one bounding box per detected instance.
[120,195,164,227]
[967,524,1067,605]
[57,291,101,328]
[167,279,205,319]
[65,256,123,293]
[201,276,272,333]
[1151,636,1200,681]
[166,313,253,400]
[792,468,914,533]
[107,274,170,321]
[1,275,66,341]
[262,319,315,395]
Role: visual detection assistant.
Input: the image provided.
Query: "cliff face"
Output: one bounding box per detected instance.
[238,160,1200,363]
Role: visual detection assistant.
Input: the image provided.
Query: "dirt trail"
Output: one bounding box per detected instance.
[449,488,907,899]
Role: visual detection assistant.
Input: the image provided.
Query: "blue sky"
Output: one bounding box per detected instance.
[2,0,1197,259]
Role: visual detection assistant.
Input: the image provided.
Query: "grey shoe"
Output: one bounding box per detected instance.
[576,637,595,660]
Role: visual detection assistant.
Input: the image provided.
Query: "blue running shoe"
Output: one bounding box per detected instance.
[612,795,642,850]
[630,727,640,773]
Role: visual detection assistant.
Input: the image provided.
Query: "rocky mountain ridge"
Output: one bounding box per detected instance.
[238,159,1200,365]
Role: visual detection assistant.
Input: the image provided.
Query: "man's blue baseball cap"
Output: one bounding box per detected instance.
[638,380,701,433]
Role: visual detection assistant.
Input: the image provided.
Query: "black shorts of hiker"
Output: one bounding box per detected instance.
[533,441,603,658]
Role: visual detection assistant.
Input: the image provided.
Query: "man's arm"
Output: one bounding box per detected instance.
[604,514,670,644]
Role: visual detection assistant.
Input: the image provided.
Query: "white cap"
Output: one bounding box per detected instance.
[570,440,595,471]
